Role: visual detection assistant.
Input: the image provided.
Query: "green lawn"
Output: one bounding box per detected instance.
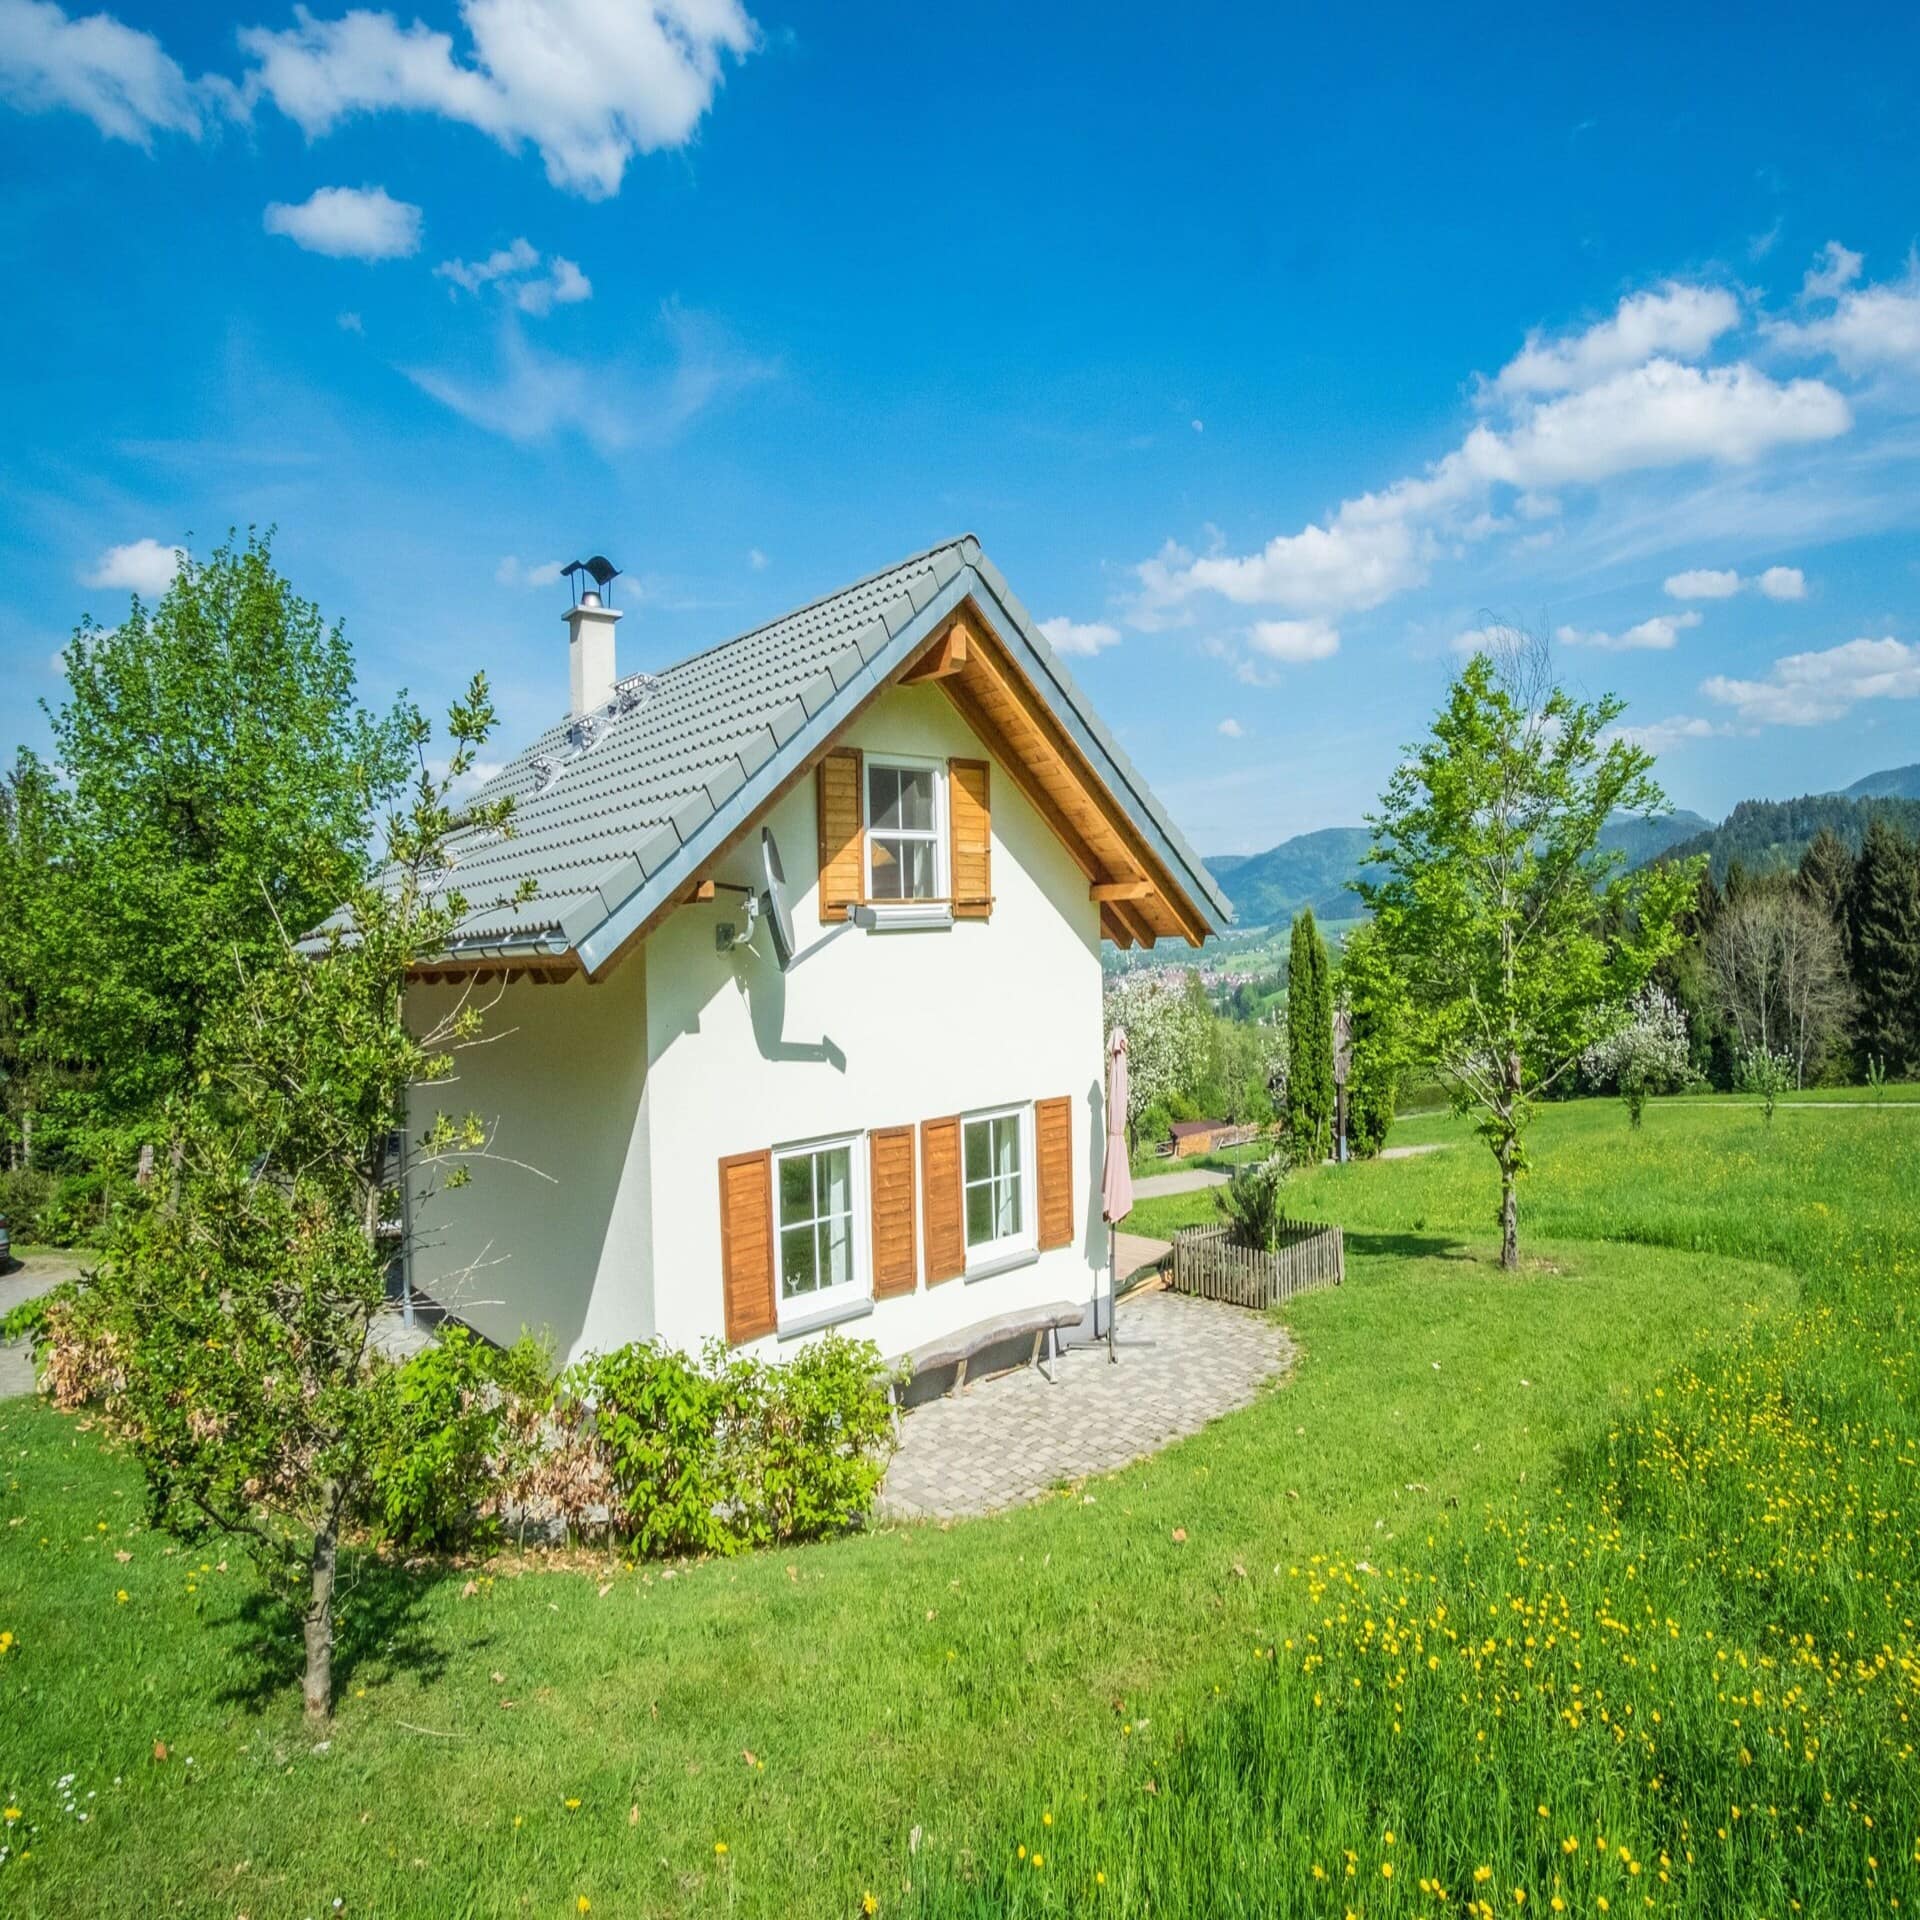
[1,1099,1913,1916]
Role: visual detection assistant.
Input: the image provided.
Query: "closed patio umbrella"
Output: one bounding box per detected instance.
[1100,1027,1133,1363]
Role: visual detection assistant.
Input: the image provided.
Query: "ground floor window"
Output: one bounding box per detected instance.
[775,1136,864,1320]
[963,1105,1031,1266]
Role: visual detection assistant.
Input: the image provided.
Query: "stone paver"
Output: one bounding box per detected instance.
[0,1251,91,1400]
[1131,1165,1231,1198]
[878,1290,1294,1521]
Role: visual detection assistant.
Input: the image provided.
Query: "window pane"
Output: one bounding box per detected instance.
[898,768,935,832]
[996,1173,1022,1239]
[778,1155,812,1225]
[994,1115,1020,1179]
[964,1119,990,1182]
[868,765,901,831]
[781,1224,817,1297]
[902,840,935,899]
[870,837,902,900]
[819,1215,852,1288]
[821,1146,851,1217]
[966,1181,994,1246]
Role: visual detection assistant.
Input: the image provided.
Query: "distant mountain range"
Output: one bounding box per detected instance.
[1204,759,1920,927]
[1839,763,1920,801]
[1205,813,1709,928]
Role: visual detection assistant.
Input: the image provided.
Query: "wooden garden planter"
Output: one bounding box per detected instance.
[1167,1216,1344,1309]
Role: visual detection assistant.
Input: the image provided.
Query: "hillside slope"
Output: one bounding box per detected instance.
[1841,763,1920,801]
[1206,813,1707,926]
[1659,792,1920,881]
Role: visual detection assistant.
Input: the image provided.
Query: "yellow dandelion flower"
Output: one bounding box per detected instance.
[1382,1862,1394,1879]
[714,1841,728,1856]
[115,1590,128,1604]
[3,1808,19,1823]
[1096,1870,1107,1886]
[1476,1866,1494,1883]
[577,1900,591,1915]
[863,1895,879,1915]
[1598,1901,1610,1915]
[564,1798,581,1810]
[1043,1811,1053,1826]
[1032,1854,1045,1870]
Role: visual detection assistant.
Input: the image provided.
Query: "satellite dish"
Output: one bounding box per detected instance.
[761,827,797,972]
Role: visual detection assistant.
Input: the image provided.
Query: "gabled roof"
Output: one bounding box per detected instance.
[394,535,1230,975]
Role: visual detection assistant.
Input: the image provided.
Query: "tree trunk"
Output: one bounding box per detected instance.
[303,1511,338,1721]
[1497,1054,1522,1272]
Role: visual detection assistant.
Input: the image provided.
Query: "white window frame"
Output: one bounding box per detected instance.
[772,1132,869,1331]
[961,1102,1037,1277]
[861,754,950,929]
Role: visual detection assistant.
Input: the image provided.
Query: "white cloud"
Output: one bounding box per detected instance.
[1703,636,1920,726]
[1217,717,1244,738]
[747,547,769,571]
[1556,609,1702,652]
[238,0,759,200]
[1450,624,1507,655]
[337,309,364,333]
[1493,282,1742,397]
[1039,616,1121,657]
[84,537,182,595]
[0,0,225,143]
[1663,563,1807,602]
[1770,247,1920,373]
[516,255,590,315]
[264,184,421,260]
[437,236,539,293]
[1248,617,1340,663]
[406,301,774,453]
[1137,309,1850,630]
[495,555,564,588]
[1801,240,1863,303]
[1607,714,1727,754]
[1664,567,1741,600]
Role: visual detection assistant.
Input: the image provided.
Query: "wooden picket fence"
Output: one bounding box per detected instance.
[1168,1216,1344,1309]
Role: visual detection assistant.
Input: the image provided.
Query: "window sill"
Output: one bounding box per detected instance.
[776,1297,875,1342]
[855,902,954,933]
[964,1245,1041,1284]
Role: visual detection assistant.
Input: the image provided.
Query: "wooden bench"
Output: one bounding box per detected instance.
[895,1300,1084,1401]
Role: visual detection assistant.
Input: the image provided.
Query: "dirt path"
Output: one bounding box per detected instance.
[0,1250,91,1399]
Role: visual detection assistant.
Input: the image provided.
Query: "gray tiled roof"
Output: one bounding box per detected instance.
[372,535,1229,971]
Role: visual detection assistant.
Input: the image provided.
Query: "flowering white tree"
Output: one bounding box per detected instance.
[1579,984,1692,1127]
[1104,971,1212,1144]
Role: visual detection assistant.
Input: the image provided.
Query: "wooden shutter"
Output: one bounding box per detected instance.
[869,1126,919,1298]
[816,747,864,923]
[948,757,992,919]
[1036,1096,1074,1250]
[920,1115,964,1284]
[718,1150,776,1344]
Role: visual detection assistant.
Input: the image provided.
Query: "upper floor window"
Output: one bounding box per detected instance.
[866,759,945,902]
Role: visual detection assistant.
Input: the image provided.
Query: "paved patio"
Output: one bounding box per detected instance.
[877,1289,1295,1521]
[0,1250,91,1400]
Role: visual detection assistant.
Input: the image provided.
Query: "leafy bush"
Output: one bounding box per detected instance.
[365,1326,551,1553]
[1216,1149,1295,1253]
[0,1167,54,1243]
[33,1169,124,1247]
[566,1333,895,1557]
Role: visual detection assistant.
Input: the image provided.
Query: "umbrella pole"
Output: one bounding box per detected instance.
[1108,1222,1118,1363]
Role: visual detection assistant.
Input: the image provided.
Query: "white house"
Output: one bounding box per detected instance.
[400,536,1229,1374]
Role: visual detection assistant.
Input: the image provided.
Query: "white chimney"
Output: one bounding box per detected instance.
[565,590,622,717]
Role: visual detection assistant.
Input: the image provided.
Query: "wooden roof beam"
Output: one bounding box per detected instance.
[901,615,971,683]
[1090,877,1152,902]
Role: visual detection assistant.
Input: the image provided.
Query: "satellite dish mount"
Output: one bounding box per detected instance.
[709,828,797,973]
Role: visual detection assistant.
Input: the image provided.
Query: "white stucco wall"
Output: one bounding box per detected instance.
[406,678,1110,1370]
[403,956,655,1361]
[643,680,1108,1363]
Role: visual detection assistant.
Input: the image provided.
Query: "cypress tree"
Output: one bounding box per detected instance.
[1287,908,1334,1161]
[1849,818,1920,1076]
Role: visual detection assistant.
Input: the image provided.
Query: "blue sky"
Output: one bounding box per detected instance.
[3,0,1918,853]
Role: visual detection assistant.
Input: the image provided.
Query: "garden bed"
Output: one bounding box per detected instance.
[1167,1215,1344,1307]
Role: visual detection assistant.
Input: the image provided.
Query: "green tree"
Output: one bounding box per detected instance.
[1848,817,1920,1076]
[1797,826,1854,931]
[40,530,410,1149]
[84,678,519,1719]
[0,751,63,1167]
[1360,643,1699,1269]
[1286,909,1334,1161]
[1336,920,1408,1157]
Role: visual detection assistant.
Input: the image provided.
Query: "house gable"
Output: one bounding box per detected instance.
[389,537,1228,982]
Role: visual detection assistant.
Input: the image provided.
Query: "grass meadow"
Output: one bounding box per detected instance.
[1,1096,1915,1916]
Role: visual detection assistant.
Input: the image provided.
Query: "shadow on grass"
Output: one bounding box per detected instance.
[1343,1227,1472,1264]
[215,1552,473,1711]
